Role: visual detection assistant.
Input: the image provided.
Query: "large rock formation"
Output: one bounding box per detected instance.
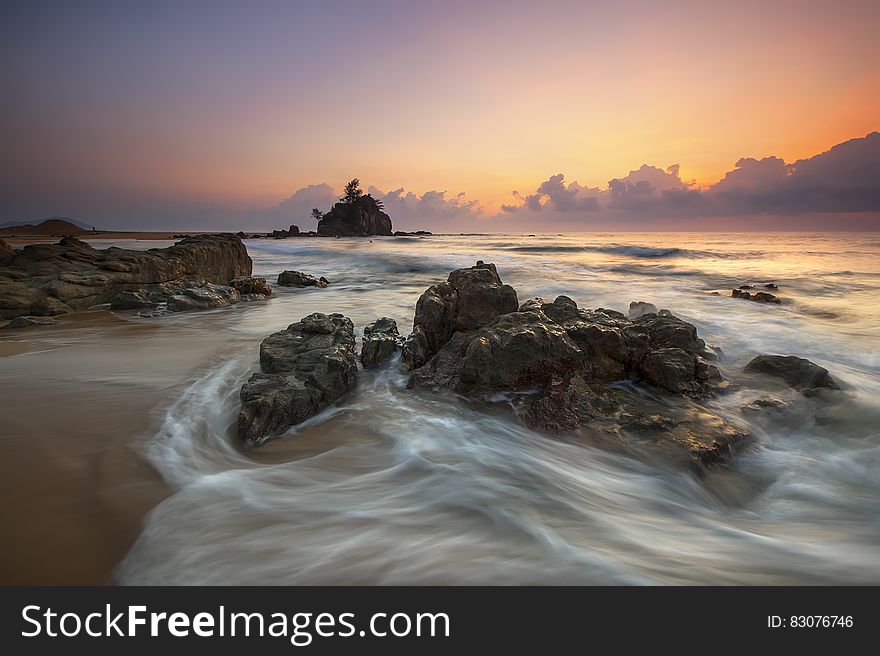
[404,262,747,468]
[316,196,393,237]
[745,354,839,392]
[238,313,359,445]
[0,234,252,320]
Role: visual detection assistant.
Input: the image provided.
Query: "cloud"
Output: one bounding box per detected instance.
[499,131,880,227]
[250,183,338,228]
[367,186,483,230]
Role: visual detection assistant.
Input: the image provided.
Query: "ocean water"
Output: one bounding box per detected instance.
[5,232,880,584]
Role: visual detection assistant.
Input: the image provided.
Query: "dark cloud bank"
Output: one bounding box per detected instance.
[498,132,880,230]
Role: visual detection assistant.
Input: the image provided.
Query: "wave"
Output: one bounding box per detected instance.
[502,244,762,259]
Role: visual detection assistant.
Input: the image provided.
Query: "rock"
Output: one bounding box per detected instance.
[237,313,358,444]
[764,283,778,290]
[277,270,328,288]
[0,237,15,258]
[317,195,392,237]
[411,309,583,393]
[288,224,300,236]
[745,355,839,392]
[0,234,251,320]
[628,301,658,319]
[401,261,518,369]
[239,293,268,303]
[228,276,272,296]
[4,315,58,328]
[166,283,240,311]
[742,396,790,414]
[361,317,404,368]
[731,289,781,304]
[110,290,157,310]
[520,377,750,469]
[393,230,432,236]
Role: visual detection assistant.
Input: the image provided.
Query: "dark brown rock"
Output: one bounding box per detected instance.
[229,276,272,296]
[745,354,839,392]
[0,234,251,320]
[238,313,359,445]
[317,195,392,237]
[361,317,403,368]
[277,270,328,288]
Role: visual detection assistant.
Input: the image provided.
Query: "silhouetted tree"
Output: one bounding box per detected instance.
[370,195,385,210]
[311,208,323,223]
[341,179,363,204]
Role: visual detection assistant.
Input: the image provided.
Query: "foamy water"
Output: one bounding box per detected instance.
[48,232,880,584]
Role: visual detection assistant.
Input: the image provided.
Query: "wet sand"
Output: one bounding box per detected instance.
[0,311,244,584]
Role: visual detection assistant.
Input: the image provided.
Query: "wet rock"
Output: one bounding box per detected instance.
[628,301,658,319]
[764,283,778,290]
[239,293,268,303]
[402,261,518,369]
[411,309,583,393]
[521,377,751,469]
[731,289,781,304]
[742,396,790,414]
[167,283,240,311]
[0,234,251,320]
[4,315,58,328]
[228,275,272,296]
[745,354,839,392]
[361,317,404,368]
[277,270,328,288]
[110,290,157,310]
[238,313,359,445]
[0,237,15,258]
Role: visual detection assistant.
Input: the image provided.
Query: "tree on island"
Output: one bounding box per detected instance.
[341,178,364,204]
[311,208,323,223]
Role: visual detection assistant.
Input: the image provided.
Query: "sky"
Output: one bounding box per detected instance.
[1,0,879,231]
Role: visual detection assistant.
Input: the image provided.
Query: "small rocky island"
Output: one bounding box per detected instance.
[314,179,393,237]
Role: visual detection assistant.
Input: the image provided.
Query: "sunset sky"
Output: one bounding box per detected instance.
[2,0,879,230]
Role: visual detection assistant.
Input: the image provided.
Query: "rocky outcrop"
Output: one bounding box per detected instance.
[229,276,272,297]
[731,289,781,304]
[404,262,746,468]
[393,230,432,237]
[238,313,359,445]
[628,301,658,319]
[401,261,518,369]
[277,270,328,288]
[0,234,252,320]
[317,196,392,237]
[361,317,404,368]
[745,355,839,392]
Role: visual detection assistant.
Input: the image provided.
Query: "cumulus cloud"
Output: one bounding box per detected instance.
[500,131,880,226]
[367,186,483,229]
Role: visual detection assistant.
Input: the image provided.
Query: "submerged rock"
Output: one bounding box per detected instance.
[166,283,240,311]
[361,317,403,368]
[731,289,781,304]
[277,270,328,288]
[238,313,358,445]
[745,354,839,392]
[0,234,252,320]
[521,377,750,469]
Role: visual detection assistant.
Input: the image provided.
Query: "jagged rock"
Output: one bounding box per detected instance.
[742,396,790,414]
[4,315,58,328]
[228,276,272,296]
[0,237,15,258]
[628,301,658,319]
[361,317,404,368]
[317,195,392,237]
[110,290,157,310]
[277,270,328,288]
[238,313,359,444]
[288,224,299,236]
[0,234,251,320]
[411,309,582,393]
[745,355,839,392]
[239,293,268,302]
[402,261,518,369]
[520,377,750,469]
